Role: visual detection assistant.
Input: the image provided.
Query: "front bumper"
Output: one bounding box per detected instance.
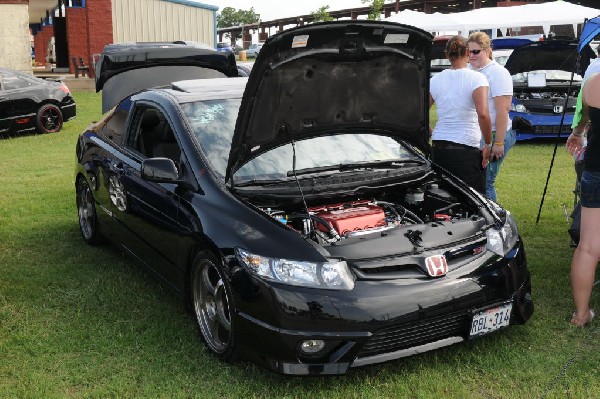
[230,241,533,375]
[61,97,77,122]
[511,111,572,140]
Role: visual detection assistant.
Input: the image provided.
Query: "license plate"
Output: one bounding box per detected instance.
[469,301,513,338]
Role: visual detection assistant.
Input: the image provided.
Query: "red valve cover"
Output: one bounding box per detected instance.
[309,200,386,235]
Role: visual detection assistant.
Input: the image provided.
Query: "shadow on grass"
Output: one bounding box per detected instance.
[5,221,597,398]
[0,130,54,140]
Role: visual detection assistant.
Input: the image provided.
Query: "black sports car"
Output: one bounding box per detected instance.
[75,22,533,376]
[0,67,76,135]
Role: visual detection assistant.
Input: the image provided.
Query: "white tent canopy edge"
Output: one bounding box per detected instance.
[385,1,600,38]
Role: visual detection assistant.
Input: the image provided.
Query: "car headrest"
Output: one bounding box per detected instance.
[160,125,175,143]
[140,111,161,130]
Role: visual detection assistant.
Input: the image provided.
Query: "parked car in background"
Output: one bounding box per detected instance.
[245,43,263,58]
[76,21,533,375]
[95,41,239,113]
[216,42,233,53]
[491,37,533,66]
[0,67,76,135]
[430,35,451,75]
[504,38,593,140]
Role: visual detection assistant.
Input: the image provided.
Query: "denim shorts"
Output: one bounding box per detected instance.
[580,170,600,208]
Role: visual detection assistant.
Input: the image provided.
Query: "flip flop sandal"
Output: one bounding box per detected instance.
[571,309,595,327]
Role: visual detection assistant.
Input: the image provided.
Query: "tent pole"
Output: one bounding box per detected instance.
[536,48,581,224]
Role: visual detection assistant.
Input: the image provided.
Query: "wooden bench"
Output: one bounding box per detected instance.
[71,56,89,78]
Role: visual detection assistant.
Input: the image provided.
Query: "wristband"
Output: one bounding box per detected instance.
[494,142,504,146]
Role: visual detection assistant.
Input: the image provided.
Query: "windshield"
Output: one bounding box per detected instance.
[181,99,422,184]
[236,134,421,183]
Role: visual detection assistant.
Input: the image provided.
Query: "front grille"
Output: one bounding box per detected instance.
[353,238,487,280]
[526,106,575,114]
[357,310,470,358]
[533,125,571,135]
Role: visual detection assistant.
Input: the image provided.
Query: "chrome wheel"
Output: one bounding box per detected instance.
[192,257,233,355]
[76,178,100,244]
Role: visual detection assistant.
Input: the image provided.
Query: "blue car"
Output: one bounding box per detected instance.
[216,42,233,52]
[504,39,593,141]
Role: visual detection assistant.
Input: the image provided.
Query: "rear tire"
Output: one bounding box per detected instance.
[36,103,63,133]
[191,253,237,361]
[76,177,104,245]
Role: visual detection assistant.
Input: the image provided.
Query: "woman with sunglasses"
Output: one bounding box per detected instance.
[429,35,492,194]
[467,32,515,202]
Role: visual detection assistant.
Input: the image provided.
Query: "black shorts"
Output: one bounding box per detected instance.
[432,140,485,194]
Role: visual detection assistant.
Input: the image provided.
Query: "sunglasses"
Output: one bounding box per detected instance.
[469,49,483,55]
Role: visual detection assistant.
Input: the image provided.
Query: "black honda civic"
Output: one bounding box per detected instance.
[0,67,76,135]
[75,22,533,375]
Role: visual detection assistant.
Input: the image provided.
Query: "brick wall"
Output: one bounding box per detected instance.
[34,33,45,65]
[34,25,55,66]
[65,0,113,77]
[86,0,113,77]
[66,7,89,74]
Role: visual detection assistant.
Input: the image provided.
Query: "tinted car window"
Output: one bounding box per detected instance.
[126,107,181,162]
[2,73,33,90]
[99,98,132,145]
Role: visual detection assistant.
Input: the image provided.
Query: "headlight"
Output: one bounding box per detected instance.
[486,211,519,257]
[235,248,355,290]
[510,103,528,113]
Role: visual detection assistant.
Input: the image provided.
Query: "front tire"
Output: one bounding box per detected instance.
[191,253,237,361]
[36,103,63,133]
[76,177,103,245]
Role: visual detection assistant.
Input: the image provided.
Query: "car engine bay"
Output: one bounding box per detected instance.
[252,177,487,247]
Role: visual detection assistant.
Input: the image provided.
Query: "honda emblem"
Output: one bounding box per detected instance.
[554,105,564,114]
[425,255,448,277]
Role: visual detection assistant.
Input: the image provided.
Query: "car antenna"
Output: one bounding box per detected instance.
[287,132,316,239]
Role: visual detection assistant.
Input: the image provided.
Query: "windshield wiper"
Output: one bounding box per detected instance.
[234,178,290,187]
[287,159,424,177]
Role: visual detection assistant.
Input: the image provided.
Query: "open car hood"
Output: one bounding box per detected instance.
[96,42,238,113]
[504,39,588,75]
[225,21,432,183]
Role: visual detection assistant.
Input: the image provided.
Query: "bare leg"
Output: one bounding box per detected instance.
[570,206,600,326]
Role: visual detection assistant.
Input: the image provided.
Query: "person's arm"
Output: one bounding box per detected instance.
[429,93,435,137]
[473,86,492,167]
[566,101,588,157]
[490,95,511,159]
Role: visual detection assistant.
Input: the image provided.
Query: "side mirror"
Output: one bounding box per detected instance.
[141,157,179,182]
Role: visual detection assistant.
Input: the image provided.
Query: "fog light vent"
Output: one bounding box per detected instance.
[300,340,325,354]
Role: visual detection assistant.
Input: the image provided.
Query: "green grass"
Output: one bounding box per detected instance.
[1,92,599,398]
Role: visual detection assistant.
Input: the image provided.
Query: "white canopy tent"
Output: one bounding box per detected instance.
[385,1,600,38]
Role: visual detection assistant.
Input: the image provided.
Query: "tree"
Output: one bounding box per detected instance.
[217,7,260,41]
[361,0,384,21]
[311,6,334,23]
